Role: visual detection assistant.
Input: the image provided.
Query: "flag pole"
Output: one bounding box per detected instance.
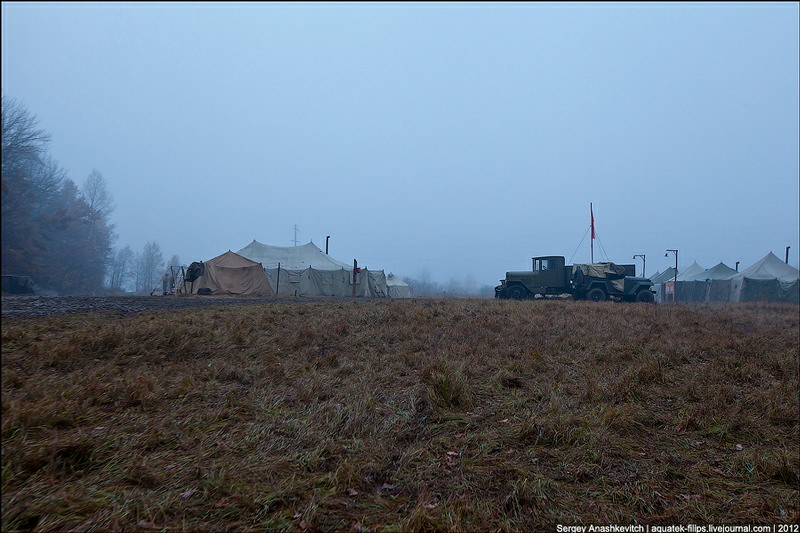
[590,202,595,263]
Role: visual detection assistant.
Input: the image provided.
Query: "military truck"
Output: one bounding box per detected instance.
[494,255,655,303]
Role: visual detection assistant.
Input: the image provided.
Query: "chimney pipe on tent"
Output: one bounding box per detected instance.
[326,236,330,255]
[786,246,791,264]
[735,261,740,272]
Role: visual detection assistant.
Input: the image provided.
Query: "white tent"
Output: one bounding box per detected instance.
[238,240,351,270]
[386,273,412,298]
[676,261,706,281]
[728,252,799,304]
[237,240,389,298]
[650,268,676,288]
[678,262,737,303]
[655,263,704,303]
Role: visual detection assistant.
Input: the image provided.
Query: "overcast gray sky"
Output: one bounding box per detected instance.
[3,1,798,287]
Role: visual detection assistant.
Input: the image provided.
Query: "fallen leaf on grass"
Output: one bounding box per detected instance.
[181,488,198,499]
[735,444,744,451]
[352,521,362,532]
[347,488,359,496]
[137,520,159,529]
[424,503,438,509]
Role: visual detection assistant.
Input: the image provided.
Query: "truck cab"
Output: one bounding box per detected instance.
[495,256,572,299]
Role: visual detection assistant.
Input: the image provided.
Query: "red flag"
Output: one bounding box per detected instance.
[591,203,596,239]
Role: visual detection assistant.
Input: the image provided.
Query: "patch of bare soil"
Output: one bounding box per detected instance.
[1,295,297,319]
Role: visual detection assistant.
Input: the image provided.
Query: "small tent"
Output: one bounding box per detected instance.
[178,250,274,297]
[654,263,705,303]
[386,273,412,298]
[650,267,677,285]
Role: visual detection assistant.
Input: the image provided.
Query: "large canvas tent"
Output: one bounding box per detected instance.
[237,240,390,298]
[728,252,799,304]
[178,250,274,297]
[677,262,738,303]
[238,240,352,270]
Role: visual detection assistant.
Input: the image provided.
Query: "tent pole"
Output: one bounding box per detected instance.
[352,260,358,298]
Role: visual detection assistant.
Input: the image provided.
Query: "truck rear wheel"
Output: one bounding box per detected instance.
[588,288,607,302]
[636,290,655,303]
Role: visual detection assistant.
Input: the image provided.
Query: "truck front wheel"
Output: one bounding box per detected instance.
[508,286,527,300]
[588,288,607,302]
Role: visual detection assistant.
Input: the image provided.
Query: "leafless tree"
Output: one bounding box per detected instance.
[107,245,135,291]
[135,241,165,294]
[81,169,115,223]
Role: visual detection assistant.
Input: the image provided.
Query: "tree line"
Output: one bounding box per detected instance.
[2,96,176,295]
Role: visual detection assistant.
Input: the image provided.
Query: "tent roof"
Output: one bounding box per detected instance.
[676,262,706,281]
[685,262,738,281]
[206,250,264,268]
[238,240,352,271]
[734,252,800,281]
[650,267,677,284]
[386,273,409,287]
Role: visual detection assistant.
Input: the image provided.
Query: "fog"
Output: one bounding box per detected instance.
[2,2,798,289]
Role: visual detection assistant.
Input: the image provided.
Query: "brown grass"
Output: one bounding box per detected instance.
[2,299,798,531]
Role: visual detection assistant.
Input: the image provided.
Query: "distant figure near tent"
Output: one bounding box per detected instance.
[162,271,170,296]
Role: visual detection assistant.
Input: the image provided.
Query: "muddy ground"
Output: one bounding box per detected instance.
[0,295,340,319]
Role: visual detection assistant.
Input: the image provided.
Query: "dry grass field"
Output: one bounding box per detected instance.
[2,298,798,532]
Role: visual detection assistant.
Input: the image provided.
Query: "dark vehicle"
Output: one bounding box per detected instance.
[2,275,35,295]
[495,255,655,303]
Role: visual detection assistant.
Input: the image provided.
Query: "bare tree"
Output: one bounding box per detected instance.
[135,241,165,294]
[1,96,61,278]
[1,96,50,178]
[107,245,135,291]
[82,170,115,222]
[79,170,116,290]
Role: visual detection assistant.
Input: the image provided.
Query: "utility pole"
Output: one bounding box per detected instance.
[292,225,299,247]
[633,254,646,277]
[665,249,678,303]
